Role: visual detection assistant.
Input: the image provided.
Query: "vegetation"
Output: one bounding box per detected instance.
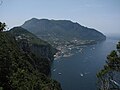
[9,27,47,45]
[22,18,106,41]
[0,22,6,31]
[9,27,57,61]
[0,22,61,90]
[97,42,120,90]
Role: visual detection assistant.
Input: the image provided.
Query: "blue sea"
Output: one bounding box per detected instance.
[51,38,119,90]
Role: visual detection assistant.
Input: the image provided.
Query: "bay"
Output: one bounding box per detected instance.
[51,38,119,90]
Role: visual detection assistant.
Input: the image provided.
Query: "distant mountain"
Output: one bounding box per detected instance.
[22,18,106,41]
[21,18,106,58]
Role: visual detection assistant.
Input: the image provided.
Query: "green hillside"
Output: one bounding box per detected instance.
[22,18,106,41]
[0,31,61,90]
[9,27,57,61]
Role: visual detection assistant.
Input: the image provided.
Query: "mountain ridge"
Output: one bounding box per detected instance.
[22,18,106,41]
[21,18,106,58]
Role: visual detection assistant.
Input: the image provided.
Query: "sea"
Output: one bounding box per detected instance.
[51,38,119,90]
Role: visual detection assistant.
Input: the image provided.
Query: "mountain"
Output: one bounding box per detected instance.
[0,31,61,90]
[21,18,106,58]
[9,27,57,61]
[22,18,106,42]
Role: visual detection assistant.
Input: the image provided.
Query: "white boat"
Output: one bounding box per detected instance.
[53,69,56,72]
[80,73,84,77]
[58,73,62,75]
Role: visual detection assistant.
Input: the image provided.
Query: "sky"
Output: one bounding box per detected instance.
[0,0,120,36]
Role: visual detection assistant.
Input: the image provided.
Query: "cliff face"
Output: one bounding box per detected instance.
[0,32,61,90]
[16,39,51,75]
[31,44,56,61]
[9,27,57,62]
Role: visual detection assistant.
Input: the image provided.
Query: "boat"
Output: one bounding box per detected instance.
[58,73,62,75]
[53,69,56,72]
[80,73,84,77]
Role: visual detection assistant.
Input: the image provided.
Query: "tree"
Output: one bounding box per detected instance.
[0,22,6,31]
[97,42,120,90]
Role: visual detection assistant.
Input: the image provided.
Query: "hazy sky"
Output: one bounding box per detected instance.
[0,0,120,35]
